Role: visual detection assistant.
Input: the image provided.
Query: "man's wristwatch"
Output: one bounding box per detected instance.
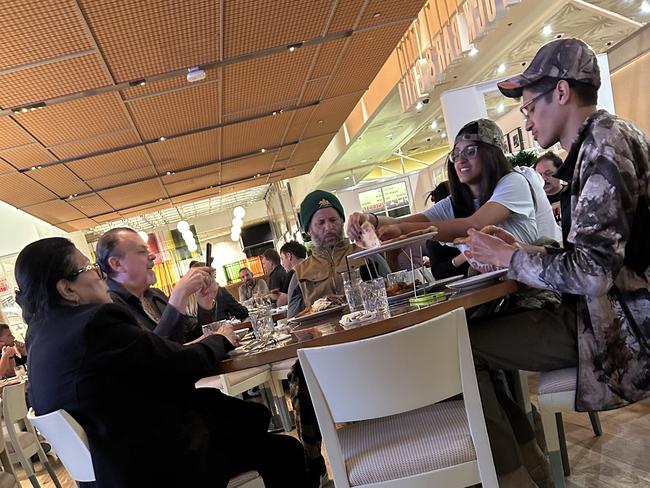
[369,212,379,228]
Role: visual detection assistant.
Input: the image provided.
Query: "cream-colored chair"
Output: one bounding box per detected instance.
[298,308,498,488]
[195,366,272,397]
[0,412,19,488]
[27,408,265,487]
[267,358,296,432]
[2,382,61,488]
[536,367,602,488]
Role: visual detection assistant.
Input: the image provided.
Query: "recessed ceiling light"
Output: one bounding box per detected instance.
[469,47,479,56]
[288,42,303,52]
[386,134,393,139]
[497,63,506,74]
[361,159,368,163]
[441,132,447,138]
[261,148,266,153]
[344,176,350,180]
[542,25,552,36]
[373,12,381,18]
[430,120,438,130]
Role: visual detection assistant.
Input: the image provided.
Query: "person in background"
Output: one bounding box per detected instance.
[18,237,307,488]
[96,228,216,344]
[288,190,390,487]
[462,38,650,487]
[238,267,269,302]
[535,151,566,222]
[422,181,470,279]
[0,323,27,379]
[189,261,248,322]
[261,249,290,304]
[270,241,308,308]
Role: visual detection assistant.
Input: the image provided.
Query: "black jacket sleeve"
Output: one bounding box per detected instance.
[218,288,249,320]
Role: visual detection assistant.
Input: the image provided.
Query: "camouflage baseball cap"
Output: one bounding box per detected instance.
[497,38,600,98]
[454,118,505,151]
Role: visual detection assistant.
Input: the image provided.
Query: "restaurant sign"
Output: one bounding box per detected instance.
[399,0,521,112]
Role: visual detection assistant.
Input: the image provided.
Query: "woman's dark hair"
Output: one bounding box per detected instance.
[528,76,598,107]
[14,237,78,323]
[425,181,450,205]
[447,123,512,218]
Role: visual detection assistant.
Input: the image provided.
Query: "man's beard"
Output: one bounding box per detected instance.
[312,229,345,249]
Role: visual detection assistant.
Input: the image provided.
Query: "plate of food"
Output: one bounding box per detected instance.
[446,269,509,291]
[339,310,376,329]
[288,296,347,323]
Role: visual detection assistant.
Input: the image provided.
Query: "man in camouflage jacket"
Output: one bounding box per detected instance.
[464,38,650,487]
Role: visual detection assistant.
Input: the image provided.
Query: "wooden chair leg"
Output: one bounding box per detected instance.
[588,411,602,436]
[555,412,570,477]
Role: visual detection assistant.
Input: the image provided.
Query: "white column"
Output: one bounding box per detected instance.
[596,53,616,114]
[440,85,489,146]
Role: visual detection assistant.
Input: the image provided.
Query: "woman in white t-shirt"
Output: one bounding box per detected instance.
[348,119,547,250]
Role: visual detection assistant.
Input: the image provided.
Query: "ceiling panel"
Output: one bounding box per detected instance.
[161,162,220,185]
[357,0,426,29]
[325,22,412,98]
[290,133,337,165]
[127,82,219,140]
[68,194,114,216]
[283,105,317,143]
[311,38,348,79]
[0,172,58,207]
[0,159,17,175]
[0,54,111,108]
[86,166,158,191]
[0,118,33,150]
[221,152,277,184]
[21,199,87,224]
[223,45,317,114]
[327,0,366,33]
[14,92,131,146]
[122,69,217,100]
[79,0,220,82]
[164,172,222,198]
[0,143,56,170]
[49,129,141,159]
[148,129,220,173]
[0,0,92,70]
[302,91,364,139]
[301,78,328,105]
[66,146,152,180]
[59,218,100,232]
[170,187,220,205]
[98,179,166,209]
[223,0,333,58]
[27,165,92,198]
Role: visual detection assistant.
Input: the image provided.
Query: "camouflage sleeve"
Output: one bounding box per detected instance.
[508,151,638,297]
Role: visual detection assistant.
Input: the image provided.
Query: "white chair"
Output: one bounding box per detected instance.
[196,366,272,397]
[267,358,296,432]
[0,414,19,488]
[298,308,498,488]
[2,383,61,488]
[27,408,265,487]
[537,367,602,488]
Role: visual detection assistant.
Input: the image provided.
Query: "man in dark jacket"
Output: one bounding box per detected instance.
[96,228,215,343]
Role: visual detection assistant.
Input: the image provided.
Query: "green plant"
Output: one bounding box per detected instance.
[508,150,538,167]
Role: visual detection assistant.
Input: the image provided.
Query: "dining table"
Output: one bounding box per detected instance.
[215,279,518,374]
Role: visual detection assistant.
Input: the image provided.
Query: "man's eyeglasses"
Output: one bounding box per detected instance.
[519,86,556,120]
[449,144,479,163]
[67,263,107,281]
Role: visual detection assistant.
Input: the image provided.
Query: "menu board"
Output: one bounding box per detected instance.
[359,188,385,213]
[382,182,409,209]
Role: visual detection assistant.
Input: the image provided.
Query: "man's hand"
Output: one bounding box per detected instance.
[169,266,214,312]
[196,279,218,310]
[376,224,404,242]
[215,324,239,347]
[347,212,371,242]
[463,228,517,269]
[478,225,518,245]
[13,341,26,358]
[1,345,15,360]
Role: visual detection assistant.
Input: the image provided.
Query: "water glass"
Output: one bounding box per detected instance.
[339,269,363,312]
[361,278,389,315]
[248,308,274,342]
[387,270,409,286]
[202,323,218,335]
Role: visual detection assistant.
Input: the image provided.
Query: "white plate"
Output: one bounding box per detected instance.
[446,269,509,291]
[347,230,438,260]
[288,304,347,324]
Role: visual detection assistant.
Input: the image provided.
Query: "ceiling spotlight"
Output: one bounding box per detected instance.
[469,46,479,56]
[373,12,381,18]
[415,101,423,111]
[272,111,278,116]
[232,217,243,228]
[497,63,506,74]
[386,134,393,139]
[430,120,438,130]
[159,136,166,142]
[542,25,552,36]
[288,42,303,52]
[497,102,505,113]
[166,171,172,175]
[129,79,146,87]
[361,159,368,163]
[187,67,206,82]
[261,148,266,153]
[441,132,447,138]
[344,176,350,180]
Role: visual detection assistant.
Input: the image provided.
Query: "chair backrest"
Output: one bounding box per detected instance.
[298,308,470,423]
[1,383,28,424]
[298,308,497,487]
[26,409,95,482]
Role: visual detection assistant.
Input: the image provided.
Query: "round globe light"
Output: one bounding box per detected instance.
[137,231,148,242]
[232,217,243,228]
[233,206,245,219]
[230,232,240,242]
[176,220,190,233]
[187,240,198,252]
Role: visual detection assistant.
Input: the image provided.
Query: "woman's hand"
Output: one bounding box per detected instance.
[463,228,517,268]
[347,212,371,242]
[13,341,26,358]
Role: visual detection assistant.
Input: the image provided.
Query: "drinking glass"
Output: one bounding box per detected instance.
[248,307,274,343]
[339,269,363,312]
[387,270,409,286]
[361,278,389,315]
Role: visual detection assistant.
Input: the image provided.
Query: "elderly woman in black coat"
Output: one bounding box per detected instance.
[17,237,307,488]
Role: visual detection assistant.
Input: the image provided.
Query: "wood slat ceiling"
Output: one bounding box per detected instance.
[0,0,425,231]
